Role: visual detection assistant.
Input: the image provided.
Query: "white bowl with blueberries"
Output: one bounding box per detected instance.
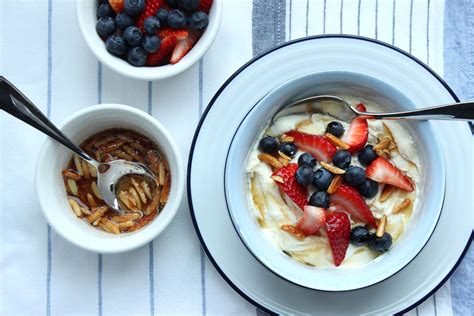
[76,0,222,80]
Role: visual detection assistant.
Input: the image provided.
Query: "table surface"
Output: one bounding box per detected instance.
[1,0,472,315]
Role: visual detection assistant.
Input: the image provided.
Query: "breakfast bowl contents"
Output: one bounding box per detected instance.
[247,99,420,267]
[36,104,184,253]
[76,0,222,80]
[62,128,170,234]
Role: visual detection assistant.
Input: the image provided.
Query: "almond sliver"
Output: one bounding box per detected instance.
[325,133,350,150]
[320,161,346,175]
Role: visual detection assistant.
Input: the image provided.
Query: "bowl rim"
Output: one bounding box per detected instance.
[223,71,446,291]
[187,34,463,310]
[35,103,184,253]
[75,0,223,80]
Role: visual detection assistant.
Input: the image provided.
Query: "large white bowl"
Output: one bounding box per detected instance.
[35,104,184,253]
[225,72,445,291]
[76,0,222,80]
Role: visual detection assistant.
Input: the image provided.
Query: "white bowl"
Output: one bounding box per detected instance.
[76,0,222,80]
[225,72,445,291]
[35,104,184,253]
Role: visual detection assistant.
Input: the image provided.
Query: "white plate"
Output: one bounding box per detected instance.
[188,35,473,314]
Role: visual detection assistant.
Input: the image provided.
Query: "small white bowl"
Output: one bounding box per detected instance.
[225,72,445,291]
[76,0,222,80]
[35,104,184,253]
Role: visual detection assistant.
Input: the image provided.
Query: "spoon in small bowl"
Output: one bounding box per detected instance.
[272,95,474,122]
[0,76,156,214]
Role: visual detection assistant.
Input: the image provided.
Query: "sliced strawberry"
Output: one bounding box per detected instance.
[170,31,200,64]
[325,212,351,266]
[158,28,189,40]
[198,0,213,13]
[366,157,414,191]
[136,0,163,32]
[108,0,124,13]
[344,103,368,154]
[330,184,377,227]
[146,36,177,66]
[286,131,337,163]
[296,206,326,236]
[272,163,308,210]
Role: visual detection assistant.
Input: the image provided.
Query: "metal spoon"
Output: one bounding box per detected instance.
[0,76,155,214]
[273,95,474,122]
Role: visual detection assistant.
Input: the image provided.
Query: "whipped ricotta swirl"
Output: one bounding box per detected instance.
[246,97,423,267]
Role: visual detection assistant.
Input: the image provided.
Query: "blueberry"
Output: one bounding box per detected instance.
[123,26,143,46]
[144,16,161,34]
[177,0,199,11]
[258,136,279,154]
[313,168,334,191]
[279,142,297,157]
[308,191,330,208]
[142,35,161,53]
[105,34,128,56]
[295,166,314,187]
[350,226,370,246]
[298,153,316,168]
[127,47,147,66]
[115,12,135,29]
[187,11,209,30]
[326,121,345,138]
[167,9,187,29]
[358,179,378,198]
[97,3,116,18]
[358,145,378,166]
[156,9,169,25]
[344,166,366,187]
[96,17,116,38]
[124,0,145,16]
[368,233,392,253]
[332,150,351,169]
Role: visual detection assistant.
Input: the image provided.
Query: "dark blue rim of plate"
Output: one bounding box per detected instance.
[187,34,472,315]
[222,72,445,292]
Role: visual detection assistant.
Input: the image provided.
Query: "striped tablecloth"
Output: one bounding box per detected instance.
[1,0,472,315]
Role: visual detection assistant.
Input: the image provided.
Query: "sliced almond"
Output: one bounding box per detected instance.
[281,135,294,143]
[146,188,161,215]
[380,185,396,202]
[62,169,81,180]
[129,187,142,210]
[160,173,171,205]
[118,190,137,211]
[393,198,411,214]
[278,157,289,166]
[117,220,135,231]
[271,175,285,184]
[111,150,133,161]
[68,199,82,217]
[327,175,343,194]
[81,207,91,215]
[374,137,391,151]
[141,181,153,199]
[112,213,140,223]
[320,161,346,175]
[296,119,312,130]
[122,145,144,162]
[325,133,350,150]
[81,160,90,179]
[258,153,283,169]
[375,148,390,159]
[86,193,97,208]
[91,181,103,200]
[100,218,120,234]
[158,161,166,186]
[67,179,78,196]
[281,225,305,240]
[131,178,147,204]
[278,151,292,161]
[93,217,101,226]
[376,215,387,237]
[87,206,108,224]
[89,164,97,178]
[73,155,84,176]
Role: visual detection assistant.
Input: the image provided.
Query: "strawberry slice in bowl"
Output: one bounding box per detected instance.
[271,163,308,210]
[286,131,337,163]
[366,157,414,191]
[325,211,351,266]
[296,206,326,236]
[330,184,377,228]
[344,103,368,154]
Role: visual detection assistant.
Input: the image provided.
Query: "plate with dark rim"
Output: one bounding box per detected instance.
[188,35,473,315]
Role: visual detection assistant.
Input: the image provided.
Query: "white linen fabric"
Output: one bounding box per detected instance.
[0,0,471,315]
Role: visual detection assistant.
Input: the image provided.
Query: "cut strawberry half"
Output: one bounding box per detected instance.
[330,184,377,227]
[158,28,189,40]
[344,103,368,154]
[170,31,200,64]
[272,163,308,210]
[325,211,351,266]
[366,157,414,191]
[198,0,213,13]
[146,36,177,66]
[286,131,337,163]
[296,206,326,236]
[108,0,124,13]
[136,0,163,32]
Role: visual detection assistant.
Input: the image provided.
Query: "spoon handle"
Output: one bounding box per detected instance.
[358,101,474,121]
[0,76,96,163]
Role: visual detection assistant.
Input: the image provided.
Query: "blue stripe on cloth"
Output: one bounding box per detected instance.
[46,0,53,314]
[444,2,474,314]
[97,62,103,316]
